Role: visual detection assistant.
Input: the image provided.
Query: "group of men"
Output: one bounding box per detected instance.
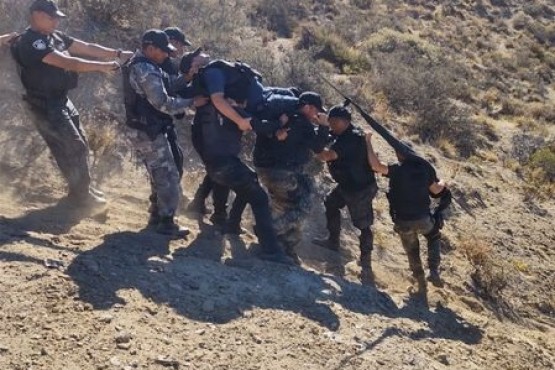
[3,0,452,293]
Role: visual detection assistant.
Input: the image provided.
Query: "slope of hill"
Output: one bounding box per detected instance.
[0,0,554,369]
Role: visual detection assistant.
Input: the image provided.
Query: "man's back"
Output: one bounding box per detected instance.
[387,159,438,221]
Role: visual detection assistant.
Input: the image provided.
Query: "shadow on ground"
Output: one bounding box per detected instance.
[62,228,483,345]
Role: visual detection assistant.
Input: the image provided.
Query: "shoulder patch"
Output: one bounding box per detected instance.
[32,39,47,51]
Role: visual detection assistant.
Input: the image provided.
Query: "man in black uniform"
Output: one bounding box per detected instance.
[181,50,302,221]
[12,0,132,205]
[365,132,452,292]
[226,92,330,263]
[160,27,191,76]
[184,51,293,264]
[313,105,378,277]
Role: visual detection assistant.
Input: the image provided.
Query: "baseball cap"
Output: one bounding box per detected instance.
[164,27,192,47]
[328,105,352,121]
[30,0,66,18]
[179,47,202,74]
[299,91,326,113]
[142,29,176,53]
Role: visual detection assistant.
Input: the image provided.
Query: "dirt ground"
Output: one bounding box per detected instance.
[0,16,554,369]
[0,120,554,370]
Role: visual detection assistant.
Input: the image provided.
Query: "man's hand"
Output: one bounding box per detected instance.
[193,96,209,107]
[275,128,289,141]
[365,132,373,142]
[100,61,120,74]
[0,32,18,47]
[119,50,134,63]
[279,113,289,126]
[316,112,329,126]
[237,117,253,132]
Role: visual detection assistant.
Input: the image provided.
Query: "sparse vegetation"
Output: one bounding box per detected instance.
[458,237,518,320]
[0,0,553,350]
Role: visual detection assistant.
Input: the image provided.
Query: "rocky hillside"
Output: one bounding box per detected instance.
[0,0,554,369]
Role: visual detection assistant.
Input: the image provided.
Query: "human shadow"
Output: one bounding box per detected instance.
[67,229,349,330]
[67,229,484,342]
[0,250,44,265]
[330,296,484,370]
[0,198,103,238]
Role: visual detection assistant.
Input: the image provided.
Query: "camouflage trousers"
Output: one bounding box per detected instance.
[394,216,441,277]
[27,96,91,196]
[257,167,313,253]
[127,129,181,218]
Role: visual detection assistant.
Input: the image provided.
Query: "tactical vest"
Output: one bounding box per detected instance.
[193,103,242,163]
[387,159,432,220]
[193,60,262,104]
[11,31,78,98]
[329,127,375,192]
[122,56,173,140]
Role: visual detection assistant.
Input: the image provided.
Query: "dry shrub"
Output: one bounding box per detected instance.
[298,26,371,73]
[512,133,545,163]
[458,237,518,320]
[372,48,480,157]
[526,102,555,124]
[362,28,441,60]
[352,0,373,10]
[524,142,555,197]
[252,0,308,38]
[84,110,126,185]
[79,0,136,27]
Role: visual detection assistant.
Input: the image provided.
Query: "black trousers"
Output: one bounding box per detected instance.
[324,183,378,254]
[27,95,91,197]
[205,156,282,254]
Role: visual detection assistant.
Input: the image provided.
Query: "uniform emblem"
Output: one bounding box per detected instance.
[32,39,47,50]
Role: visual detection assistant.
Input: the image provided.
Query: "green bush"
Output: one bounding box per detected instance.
[529,143,555,182]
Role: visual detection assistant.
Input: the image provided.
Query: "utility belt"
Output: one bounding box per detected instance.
[126,117,174,141]
[23,91,68,110]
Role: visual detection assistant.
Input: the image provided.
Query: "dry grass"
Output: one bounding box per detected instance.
[458,237,518,320]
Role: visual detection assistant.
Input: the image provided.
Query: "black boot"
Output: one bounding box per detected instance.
[147,212,160,227]
[156,217,190,238]
[314,198,342,251]
[358,229,373,266]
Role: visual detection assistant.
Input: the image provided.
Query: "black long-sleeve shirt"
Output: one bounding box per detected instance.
[253,113,330,171]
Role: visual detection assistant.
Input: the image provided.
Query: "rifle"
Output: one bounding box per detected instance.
[318,74,420,160]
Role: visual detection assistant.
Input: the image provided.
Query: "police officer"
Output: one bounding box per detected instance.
[125,29,199,237]
[149,26,193,215]
[180,51,303,223]
[11,0,133,205]
[179,49,229,225]
[182,51,293,264]
[160,27,191,76]
[365,132,452,292]
[313,105,378,277]
[226,92,330,264]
